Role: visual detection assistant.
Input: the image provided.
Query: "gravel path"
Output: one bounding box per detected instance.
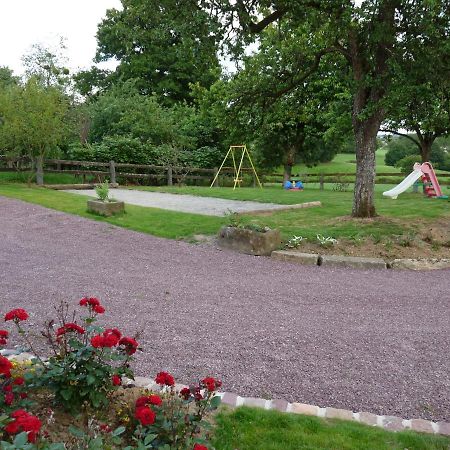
[1,196,449,421]
[65,188,300,216]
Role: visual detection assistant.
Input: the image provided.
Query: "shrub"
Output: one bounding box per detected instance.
[395,155,421,174]
[0,299,221,449]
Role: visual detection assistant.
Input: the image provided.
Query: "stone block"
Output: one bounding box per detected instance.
[271,251,319,266]
[410,419,434,434]
[325,407,354,421]
[87,199,125,217]
[382,415,404,431]
[271,399,289,412]
[243,397,267,409]
[358,412,378,426]
[320,255,387,270]
[217,226,281,256]
[290,403,320,416]
[390,258,450,271]
[221,392,238,407]
[438,422,450,436]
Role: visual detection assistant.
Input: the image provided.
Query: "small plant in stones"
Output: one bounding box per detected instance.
[286,235,307,249]
[316,234,338,247]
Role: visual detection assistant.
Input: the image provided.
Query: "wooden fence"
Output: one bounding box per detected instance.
[0,156,449,189]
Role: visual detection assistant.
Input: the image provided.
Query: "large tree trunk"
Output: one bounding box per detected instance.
[352,123,378,217]
[283,144,298,183]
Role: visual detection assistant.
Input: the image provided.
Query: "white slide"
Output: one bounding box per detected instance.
[383,169,423,199]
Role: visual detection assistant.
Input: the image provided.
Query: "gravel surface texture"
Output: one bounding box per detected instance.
[65,188,302,216]
[1,196,449,421]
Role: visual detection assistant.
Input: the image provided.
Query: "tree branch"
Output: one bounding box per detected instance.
[380,128,421,149]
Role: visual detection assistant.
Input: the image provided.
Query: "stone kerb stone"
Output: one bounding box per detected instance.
[319,255,387,270]
[271,250,319,265]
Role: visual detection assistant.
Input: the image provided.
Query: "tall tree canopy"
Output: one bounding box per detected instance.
[200,0,450,217]
[92,0,222,104]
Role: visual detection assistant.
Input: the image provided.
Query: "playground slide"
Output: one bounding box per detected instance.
[382,169,423,199]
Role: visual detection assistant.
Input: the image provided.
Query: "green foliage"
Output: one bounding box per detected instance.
[395,155,422,174]
[95,181,110,202]
[94,0,221,105]
[0,78,69,161]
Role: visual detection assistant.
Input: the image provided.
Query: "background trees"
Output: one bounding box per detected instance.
[89,0,221,105]
[0,78,69,184]
[200,0,450,217]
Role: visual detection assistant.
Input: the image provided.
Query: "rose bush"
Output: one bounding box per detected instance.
[0,299,221,449]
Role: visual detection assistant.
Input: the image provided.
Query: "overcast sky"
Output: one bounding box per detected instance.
[0,0,122,76]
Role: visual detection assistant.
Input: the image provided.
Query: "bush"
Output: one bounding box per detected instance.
[395,155,421,174]
[0,299,221,448]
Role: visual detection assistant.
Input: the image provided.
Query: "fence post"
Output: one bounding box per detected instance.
[319,174,324,191]
[167,166,173,186]
[213,167,219,187]
[56,161,61,171]
[109,160,116,184]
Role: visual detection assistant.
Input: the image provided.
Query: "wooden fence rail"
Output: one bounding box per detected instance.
[0,156,449,188]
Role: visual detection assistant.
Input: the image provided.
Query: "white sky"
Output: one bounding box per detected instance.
[0,0,122,76]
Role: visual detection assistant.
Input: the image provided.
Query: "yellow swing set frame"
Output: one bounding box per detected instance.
[210,145,263,190]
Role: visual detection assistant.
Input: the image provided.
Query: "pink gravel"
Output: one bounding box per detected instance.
[0,196,449,421]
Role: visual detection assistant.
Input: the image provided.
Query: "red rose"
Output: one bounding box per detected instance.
[147,394,162,406]
[102,329,120,347]
[4,309,28,322]
[201,377,222,392]
[180,387,191,400]
[0,356,13,377]
[135,394,162,407]
[104,328,121,339]
[56,323,85,337]
[13,377,25,386]
[193,445,208,450]
[88,297,100,307]
[93,304,105,314]
[155,371,175,386]
[99,424,111,433]
[4,392,14,405]
[90,335,105,348]
[134,406,156,426]
[5,410,41,443]
[111,374,121,386]
[0,330,8,338]
[79,297,88,306]
[20,393,28,399]
[119,337,138,355]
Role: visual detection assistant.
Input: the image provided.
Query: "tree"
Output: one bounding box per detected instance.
[201,0,449,217]
[0,78,69,184]
[22,40,71,90]
[0,67,19,87]
[219,22,352,181]
[93,0,221,105]
[381,14,450,163]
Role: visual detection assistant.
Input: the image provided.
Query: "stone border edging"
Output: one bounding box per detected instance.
[118,375,450,437]
[3,353,449,437]
[271,251,450,271]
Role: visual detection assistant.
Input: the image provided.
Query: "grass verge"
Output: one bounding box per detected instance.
[212,407,450,450]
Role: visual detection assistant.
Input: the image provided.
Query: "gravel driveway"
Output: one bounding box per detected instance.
[65,188,303,216]
[1,196,449,421]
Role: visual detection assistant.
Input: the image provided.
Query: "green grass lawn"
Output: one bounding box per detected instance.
[0,183,448,243]
[0,184,224,240]
[213,407,450,450]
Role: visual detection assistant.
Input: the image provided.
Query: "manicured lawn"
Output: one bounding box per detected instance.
[213,407,450,450]
[0,183,449,242]
[0,184,224,240]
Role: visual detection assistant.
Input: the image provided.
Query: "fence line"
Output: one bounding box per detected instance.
[0,156,449,188]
